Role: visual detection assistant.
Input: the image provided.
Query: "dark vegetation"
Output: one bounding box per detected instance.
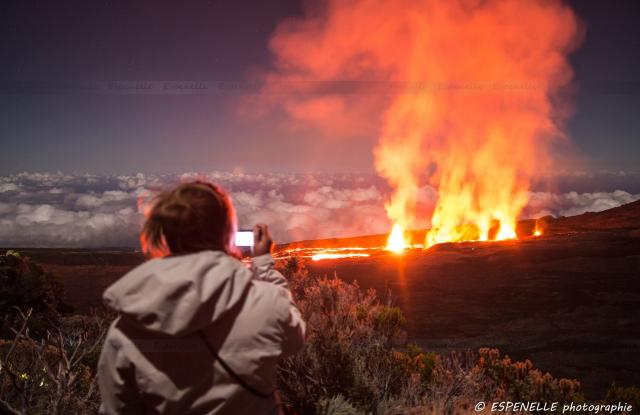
[0,251,107,414]
[1,251,638,414]
[0,250,72,337]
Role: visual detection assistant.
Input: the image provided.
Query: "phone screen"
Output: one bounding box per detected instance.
[235,230,254,247]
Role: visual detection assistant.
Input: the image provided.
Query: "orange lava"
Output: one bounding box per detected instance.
[311,253,370,261]
[274,246,376,261]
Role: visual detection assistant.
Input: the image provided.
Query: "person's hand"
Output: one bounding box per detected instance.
[252,224,274,257]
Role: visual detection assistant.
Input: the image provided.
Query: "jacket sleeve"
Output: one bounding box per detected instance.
[251,253,288,287]
[98,329,145,414]
[251,254,306,356]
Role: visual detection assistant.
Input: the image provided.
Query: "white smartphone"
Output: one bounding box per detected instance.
[235,230,254,247]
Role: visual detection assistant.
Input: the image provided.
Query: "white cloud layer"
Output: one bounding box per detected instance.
[0,172,637,247]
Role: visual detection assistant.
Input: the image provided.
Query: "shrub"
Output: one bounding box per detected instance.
[276,258,489,414]
[477,347,583,406]
[604,384,640,413]
[0,251,72,338]
[0,309,107,415]
[315,395,361,415]
[276,272,409,413]
[422,350,490,413]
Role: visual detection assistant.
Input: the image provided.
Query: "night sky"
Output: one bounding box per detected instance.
[0,0,638,175]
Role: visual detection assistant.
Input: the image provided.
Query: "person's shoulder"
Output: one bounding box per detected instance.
[144,250,250,278]
[195,250,251,274]
[102,317,132,354]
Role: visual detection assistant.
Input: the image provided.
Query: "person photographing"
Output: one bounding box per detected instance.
[97,181,306,414]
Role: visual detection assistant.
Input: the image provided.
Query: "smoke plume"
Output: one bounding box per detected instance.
[261,0,582,245]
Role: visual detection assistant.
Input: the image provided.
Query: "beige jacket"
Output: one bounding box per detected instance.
[97,251,305,415]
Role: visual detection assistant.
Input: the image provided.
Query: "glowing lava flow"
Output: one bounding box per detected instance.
[275,230,414,260]
[274,246,373,261]
[311,253,370,261]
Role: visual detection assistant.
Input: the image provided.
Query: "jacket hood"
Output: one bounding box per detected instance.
[103,250,252,336]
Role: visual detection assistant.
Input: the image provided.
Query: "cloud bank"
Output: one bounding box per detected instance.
[0,172,637,248]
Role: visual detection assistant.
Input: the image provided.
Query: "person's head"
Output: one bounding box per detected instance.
[140,181,240,258]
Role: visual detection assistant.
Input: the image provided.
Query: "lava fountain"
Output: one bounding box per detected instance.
[386,224,407,253]
[372,0,581,249]
[261,0,582,250]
